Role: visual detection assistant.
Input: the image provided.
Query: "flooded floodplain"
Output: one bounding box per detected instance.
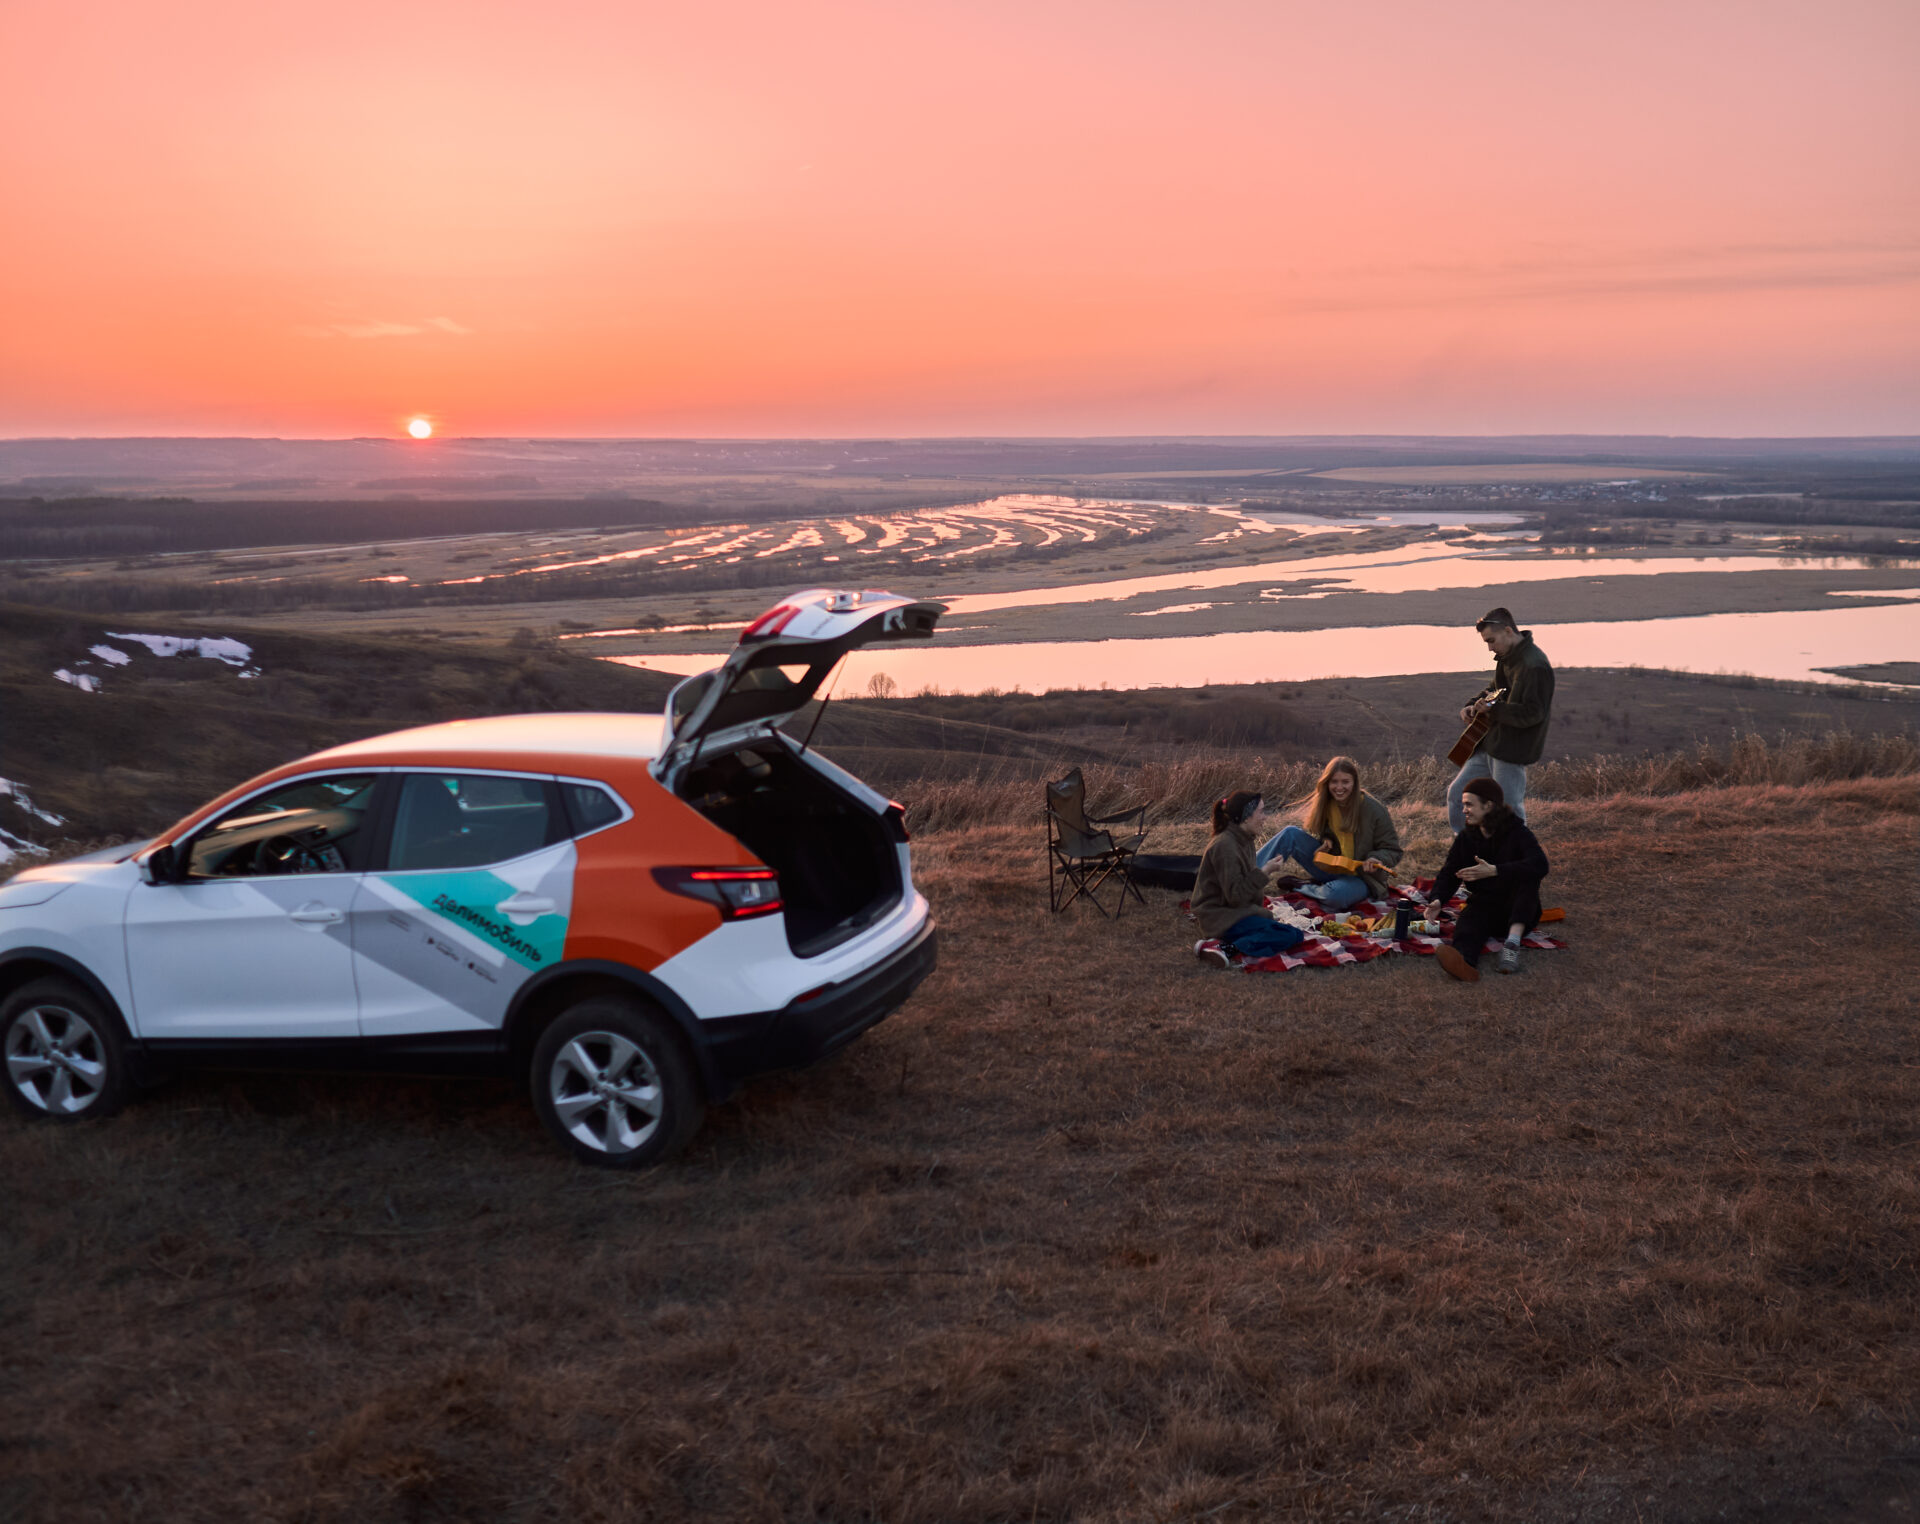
[580,504,1918,693]
[583,525,1919,693]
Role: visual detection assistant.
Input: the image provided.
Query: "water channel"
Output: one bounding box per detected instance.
[607,600,1917,693]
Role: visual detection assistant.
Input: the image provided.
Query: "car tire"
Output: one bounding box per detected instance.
[529,997,705,1168]
[2,977,133,1124]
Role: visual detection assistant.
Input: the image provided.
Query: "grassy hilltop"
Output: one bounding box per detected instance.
[3,779,1917,1521]
[3,597,1919,1518]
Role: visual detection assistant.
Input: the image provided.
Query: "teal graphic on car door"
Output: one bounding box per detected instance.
[348,769,578,1037]
[382,865,569,970]
[351,839,576,1036]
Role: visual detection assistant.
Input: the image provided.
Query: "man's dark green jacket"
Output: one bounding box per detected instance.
[1477,633,1554,765]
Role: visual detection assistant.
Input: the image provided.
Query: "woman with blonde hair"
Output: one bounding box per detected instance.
[1255,755,1404,910]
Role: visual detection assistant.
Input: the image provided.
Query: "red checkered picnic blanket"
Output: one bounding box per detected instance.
[1190,877,1568,973]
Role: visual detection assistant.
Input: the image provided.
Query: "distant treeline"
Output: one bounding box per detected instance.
[1538,520,1919,557]
[1613,495,1920,527]
[0,496,718,558]
[0,573,414,615]
[1806,481,1920,502]
[1543,495,1920,529]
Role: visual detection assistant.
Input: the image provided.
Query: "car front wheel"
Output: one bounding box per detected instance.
[529,997,704,1168]
[2,977,132,1123]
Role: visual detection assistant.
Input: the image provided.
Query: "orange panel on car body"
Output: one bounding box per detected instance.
[559,755,760,972]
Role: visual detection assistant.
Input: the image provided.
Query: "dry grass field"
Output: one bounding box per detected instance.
[4,776,1917,1522]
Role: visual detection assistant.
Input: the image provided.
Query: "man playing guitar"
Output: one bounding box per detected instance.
[1446,607,1555,833]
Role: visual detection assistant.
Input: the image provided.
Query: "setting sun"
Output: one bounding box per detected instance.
[406,418,433,439]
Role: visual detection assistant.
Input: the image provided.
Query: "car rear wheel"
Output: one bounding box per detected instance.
[2,977,132,1123]
[529,997,704,1168]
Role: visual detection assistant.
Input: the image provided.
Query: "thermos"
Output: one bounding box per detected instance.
[1392,901,1413,940]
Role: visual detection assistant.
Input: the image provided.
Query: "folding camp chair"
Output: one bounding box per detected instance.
[1045,768,1149,916]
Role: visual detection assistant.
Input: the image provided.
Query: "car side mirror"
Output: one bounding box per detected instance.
[138,844,178,885]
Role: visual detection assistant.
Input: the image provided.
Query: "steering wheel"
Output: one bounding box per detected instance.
[254,833,319,875]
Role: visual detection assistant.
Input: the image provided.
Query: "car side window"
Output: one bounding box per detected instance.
[186,774,380,879]
[388,773,556,872]
[562,782,626,835]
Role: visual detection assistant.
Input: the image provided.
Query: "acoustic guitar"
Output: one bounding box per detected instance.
[1445,687,1506,766]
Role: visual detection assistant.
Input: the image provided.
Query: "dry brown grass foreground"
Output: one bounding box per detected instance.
[4,779,1919,1523]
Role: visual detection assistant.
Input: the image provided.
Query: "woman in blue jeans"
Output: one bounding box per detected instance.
[1192,791,1307,968]
[1255,755,1404,911]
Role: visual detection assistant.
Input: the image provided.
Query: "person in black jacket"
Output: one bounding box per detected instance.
[1446,607,1554,832]
[1430,776,1548,981]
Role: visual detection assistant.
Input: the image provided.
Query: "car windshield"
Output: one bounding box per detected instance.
[189,775,378,878]
[209,777,376,831]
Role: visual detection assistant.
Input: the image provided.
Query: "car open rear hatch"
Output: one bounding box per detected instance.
[650,588,944,787]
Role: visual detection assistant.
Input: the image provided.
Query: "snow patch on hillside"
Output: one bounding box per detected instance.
[0,826,48,865]
[53,631,264,692]
[107,632,254,666]
[0,779,62,865]
[0,779,65,827]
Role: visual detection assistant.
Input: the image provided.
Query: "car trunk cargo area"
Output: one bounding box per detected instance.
[679,742,902,958]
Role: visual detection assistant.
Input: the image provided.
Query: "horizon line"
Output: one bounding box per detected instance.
[6,431,1920,446]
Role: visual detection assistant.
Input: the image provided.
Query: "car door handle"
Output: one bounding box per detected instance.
[289,905,344,925]
[496,894,556,922]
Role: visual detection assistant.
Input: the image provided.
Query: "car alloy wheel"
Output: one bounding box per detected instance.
[529,997,704,1168]
[1,982,122,1113]
[548,1030,665,1156]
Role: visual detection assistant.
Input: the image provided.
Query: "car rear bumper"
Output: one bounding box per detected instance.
[693,917,937,1093]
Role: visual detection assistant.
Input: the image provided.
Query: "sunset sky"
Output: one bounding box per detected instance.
[3,1,1915,439]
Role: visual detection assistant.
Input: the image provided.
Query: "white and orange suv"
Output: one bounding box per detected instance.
[0,590,942,1166]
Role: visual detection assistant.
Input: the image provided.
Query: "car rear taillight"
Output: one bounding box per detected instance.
[739,604,799,642]
[652,866,783,920]
[884,800,911,843]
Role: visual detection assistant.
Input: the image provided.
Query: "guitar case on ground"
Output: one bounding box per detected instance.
[1129,853,1201,891]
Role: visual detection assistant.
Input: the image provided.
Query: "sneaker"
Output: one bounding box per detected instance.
[1195,941,1233,970]
[1436,945,1480,983]
[1496,943,1521,975]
